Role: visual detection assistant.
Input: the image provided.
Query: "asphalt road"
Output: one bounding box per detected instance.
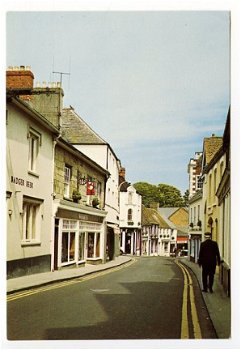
[7,257,217,340]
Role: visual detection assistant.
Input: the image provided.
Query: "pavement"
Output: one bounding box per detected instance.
[179,257,231,339]
[6,255,231,339]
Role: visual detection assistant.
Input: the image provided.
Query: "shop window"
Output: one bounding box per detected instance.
[61,220,77,264]
[78,232,85,261]
[87,232,101,258]
[22,199,42,243]
[62,231,75,263]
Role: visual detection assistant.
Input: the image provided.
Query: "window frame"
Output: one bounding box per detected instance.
[21,197,42,245]
[64,165,71,198]
[28,127,41,174]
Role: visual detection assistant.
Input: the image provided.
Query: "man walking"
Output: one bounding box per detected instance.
[198,232,221,293]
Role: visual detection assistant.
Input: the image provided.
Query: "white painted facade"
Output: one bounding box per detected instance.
[6,97,59,278]
[119,185,142,255]
[188,191,203,263]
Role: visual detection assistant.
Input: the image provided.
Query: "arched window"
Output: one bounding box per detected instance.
[127,209,133,221]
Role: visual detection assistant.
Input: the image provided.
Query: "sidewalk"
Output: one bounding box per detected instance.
[7,255,132,294]
[6,255,231,339]
[179,257,231,339]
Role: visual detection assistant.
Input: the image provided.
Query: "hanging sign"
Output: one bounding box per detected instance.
[86,181,95,195]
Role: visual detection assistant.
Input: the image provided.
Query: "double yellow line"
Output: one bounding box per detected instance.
[7,258,136,302]
[176,260,202,339]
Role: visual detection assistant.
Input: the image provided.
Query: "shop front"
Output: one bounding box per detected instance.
[53,199,107,270]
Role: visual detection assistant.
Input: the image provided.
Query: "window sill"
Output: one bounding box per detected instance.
[28,171,39,178]
[21,241,41,247]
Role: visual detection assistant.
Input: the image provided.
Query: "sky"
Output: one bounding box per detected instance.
[6,7,231,194]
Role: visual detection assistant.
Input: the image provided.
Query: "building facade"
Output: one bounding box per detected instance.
[187,151,203,199]
[119,182,142,255]
[188,190,203,263]
[6,71,60,278]
[61,107,121,260]
[52,138,109,270]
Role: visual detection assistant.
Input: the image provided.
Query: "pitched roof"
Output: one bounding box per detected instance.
[203,136,223,165]
[142,206,170,228]
[61,107,107,144]
[157,207,189,234]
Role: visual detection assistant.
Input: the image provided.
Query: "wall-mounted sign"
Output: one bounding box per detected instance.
[11,176,33,189]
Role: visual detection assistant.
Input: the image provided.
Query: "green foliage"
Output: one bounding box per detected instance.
[132,182,159,207]
[133,182,185,208]
[183,189,190,206]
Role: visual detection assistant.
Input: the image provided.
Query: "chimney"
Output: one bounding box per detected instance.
[119,167,126,185]
[6,66,34,91]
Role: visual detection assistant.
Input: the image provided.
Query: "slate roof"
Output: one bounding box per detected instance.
[142,206,170,228]
[61,107,107,145]
[203,136,223,165]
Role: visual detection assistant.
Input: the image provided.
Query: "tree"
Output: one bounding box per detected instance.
[183,189,189,207]
[157,183,184,207]
[133,182,185,207]
[133,182,159,207]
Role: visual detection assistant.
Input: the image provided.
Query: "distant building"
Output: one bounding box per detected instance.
[158,207,189,254]
[188,190,203,263]
[187,151,203,199]
[119,174,142,255]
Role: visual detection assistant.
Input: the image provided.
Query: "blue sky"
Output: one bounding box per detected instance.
[6,10,230,193]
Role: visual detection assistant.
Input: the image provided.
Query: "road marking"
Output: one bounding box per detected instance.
[7,258,136,302]
[176,260,202,339]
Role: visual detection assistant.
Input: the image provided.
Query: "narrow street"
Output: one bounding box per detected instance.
[7,257,216,340]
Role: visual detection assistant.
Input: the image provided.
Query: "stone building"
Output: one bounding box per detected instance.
[52,137,109,269]
[60,106,121,260]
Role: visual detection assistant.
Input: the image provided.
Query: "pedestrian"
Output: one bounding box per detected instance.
[198,232,221,293]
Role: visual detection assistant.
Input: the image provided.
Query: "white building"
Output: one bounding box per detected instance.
[119,182,142,255]
[188,190,203,263]
[6,68,60,278]
[141,206,176,257]
[187,152,203,199]
[61,107,121,260]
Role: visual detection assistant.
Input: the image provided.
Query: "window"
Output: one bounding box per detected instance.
[22,199,41,243]
[128,208,133,221]
[78,233,85,261]
[128,191,133,204]
[64,165,71,198]
[62,232,75,263]
[28,128,41,172]
[61,220,77,263]
[87,232,100,258]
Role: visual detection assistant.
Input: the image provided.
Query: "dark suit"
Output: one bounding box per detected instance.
[198,238,221,292]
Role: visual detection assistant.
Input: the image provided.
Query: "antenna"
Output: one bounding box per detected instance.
[52,71,70,87]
